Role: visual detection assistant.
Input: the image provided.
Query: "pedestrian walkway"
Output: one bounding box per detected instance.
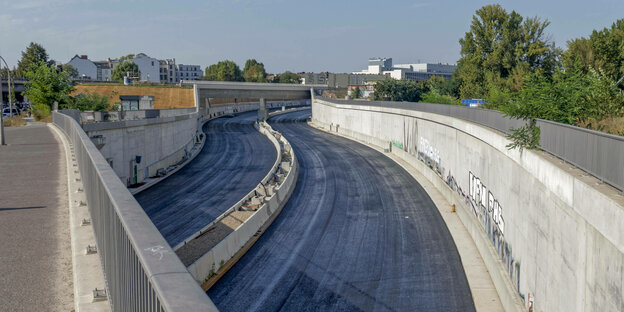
[0,123,73,312]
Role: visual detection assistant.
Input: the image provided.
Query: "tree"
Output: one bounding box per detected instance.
[23,62,74,107]
[455,5,559,101]
[371,79,428,102]
[563,18,624,81]
[427,76,460,98]
[277,71,301,84]
[16,42,54,78]
[204,60,244,81]
[61,64,79,79]
[243,59,267,82]
[501,64,624,149]
[350,87,361,98]
[119,54,135,61]
[111,61,140,82]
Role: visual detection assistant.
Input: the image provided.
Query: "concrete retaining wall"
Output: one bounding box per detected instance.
[186,122,299,284]
[84,113,199,186]
[312,99,624,312]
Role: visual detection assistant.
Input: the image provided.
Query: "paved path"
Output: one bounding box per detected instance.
[0,123,73,312]
[208,110,475,311]
[135,111,276,247]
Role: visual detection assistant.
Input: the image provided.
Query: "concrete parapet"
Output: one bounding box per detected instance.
[51,111,217,311]
[184,122,299,289]
[268,106,311,118]
[312,98,624,312]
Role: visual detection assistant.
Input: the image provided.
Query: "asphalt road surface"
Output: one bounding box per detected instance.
[208,110,475,312]
[135,111,276,247]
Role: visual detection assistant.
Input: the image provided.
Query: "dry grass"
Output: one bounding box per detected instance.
[72,84,195,109]
[3,116,27,127]
[577,117,624,136]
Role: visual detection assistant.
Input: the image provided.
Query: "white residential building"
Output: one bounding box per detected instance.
[67,53,202,83]
[159,59,202,83]
[176,64,202,82]
[129,53,160,83]
[68,55,97,80]
[353,58,456,81]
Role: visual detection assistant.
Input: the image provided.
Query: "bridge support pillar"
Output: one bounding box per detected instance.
[258,98,268,122]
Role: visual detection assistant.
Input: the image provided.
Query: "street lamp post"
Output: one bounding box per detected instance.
[0,55,14,146]
[0,66,4,145]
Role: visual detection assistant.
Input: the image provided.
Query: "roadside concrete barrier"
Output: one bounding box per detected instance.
[182,122,298,288]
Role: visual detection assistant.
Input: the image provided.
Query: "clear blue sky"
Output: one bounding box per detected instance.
[0,0,622,73]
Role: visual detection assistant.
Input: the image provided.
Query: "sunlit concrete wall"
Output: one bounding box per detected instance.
[312,99,624,312]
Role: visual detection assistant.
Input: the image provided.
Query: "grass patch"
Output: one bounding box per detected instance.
[3,116,27,127]
[577,117,624,136]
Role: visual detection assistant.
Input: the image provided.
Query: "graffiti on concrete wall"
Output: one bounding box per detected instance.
[417,137,444,177]
[414,137,523,299]
[469,172,505,235]
[468,171,522,299]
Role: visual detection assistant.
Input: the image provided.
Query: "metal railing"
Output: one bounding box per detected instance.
[318,97,624,192]
[538,119,624,192]
[53,111,217,312]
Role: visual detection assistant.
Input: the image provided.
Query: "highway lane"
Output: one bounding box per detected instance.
[135,111,276,247]
[208,109,475,312]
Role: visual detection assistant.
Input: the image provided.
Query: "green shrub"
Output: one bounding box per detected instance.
[30,103,51,121]
[421,91,460,105]
[63,92,111,111]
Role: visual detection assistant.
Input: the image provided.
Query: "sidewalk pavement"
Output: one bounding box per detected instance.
[0,123,73,312]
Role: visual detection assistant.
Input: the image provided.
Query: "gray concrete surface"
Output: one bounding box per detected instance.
[208,110,474,312]
[85,112,198,186]
[0,123,73,312]
[135,111,276,247]
[49,123,109,312]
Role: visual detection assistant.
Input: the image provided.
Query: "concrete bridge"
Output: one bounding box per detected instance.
[181,80,327,121]
[43,82,623,312]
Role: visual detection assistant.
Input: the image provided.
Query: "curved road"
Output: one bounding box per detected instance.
[136,111,276,247]
[208,110,475,311]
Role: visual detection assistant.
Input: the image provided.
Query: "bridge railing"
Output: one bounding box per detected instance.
[53,111,217,312]
[318,97,624,192]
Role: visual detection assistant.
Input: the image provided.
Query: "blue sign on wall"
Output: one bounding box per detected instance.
[461,99,485,107]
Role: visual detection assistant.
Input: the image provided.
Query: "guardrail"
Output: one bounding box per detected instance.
[318,97,624,192]
[53,111,217,312]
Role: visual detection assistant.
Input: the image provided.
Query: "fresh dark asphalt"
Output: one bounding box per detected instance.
[208,110,475,312]
[0,123,73,311]
[135,111,276,247]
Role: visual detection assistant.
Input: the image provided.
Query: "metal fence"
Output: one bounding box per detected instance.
[53,111,218,312]
[538,119,624,192]
[319,97,624,192]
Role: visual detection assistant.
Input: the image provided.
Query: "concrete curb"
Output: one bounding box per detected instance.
[308,121,520,312]
[48,123,110,312]
[184,122,299,288]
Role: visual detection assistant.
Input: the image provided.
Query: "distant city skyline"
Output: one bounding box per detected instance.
[0,0,622,74]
